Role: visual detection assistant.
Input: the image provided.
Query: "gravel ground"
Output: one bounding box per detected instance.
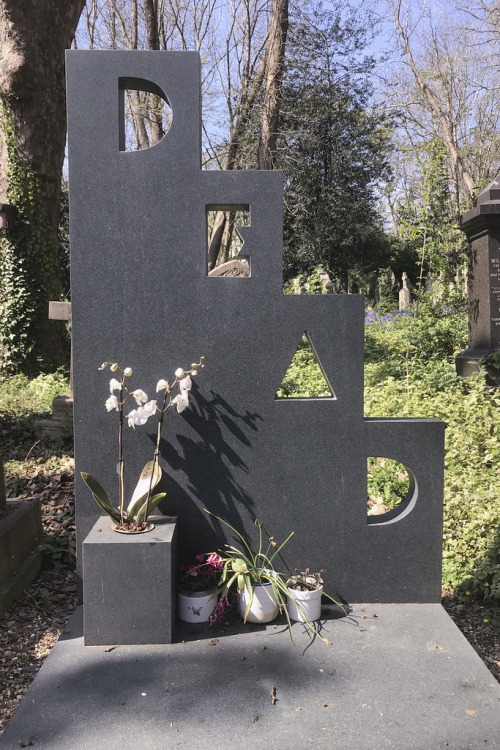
[0,568,498,737]
[0,564,77,735]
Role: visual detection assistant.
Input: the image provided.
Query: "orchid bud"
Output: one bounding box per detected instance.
[99,362,108,370]
[110,363,119,372]
[175,367,184,378]
[191,370,198,376]
[124,367,133,377]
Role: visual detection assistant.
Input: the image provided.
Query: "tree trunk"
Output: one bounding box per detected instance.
[207,56,267,269]
[257,0,288,170]
[0,0,85,372]
[392,0,475,199]
[143,0,164,145]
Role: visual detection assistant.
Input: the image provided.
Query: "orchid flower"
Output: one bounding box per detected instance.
[132,389,148,405]
[109,378,122,393]
[126,400,157,428]
[172,391,189,413]
[105,395,119,412]
[180,375,192,392]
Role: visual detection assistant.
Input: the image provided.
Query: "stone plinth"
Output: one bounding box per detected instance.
[82,516,177,645]
[35,395,74,441]
[0,499,43,616]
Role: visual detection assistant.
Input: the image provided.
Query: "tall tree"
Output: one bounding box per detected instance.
[0,1,85,372]
[279,6,391,289]
[257,0,288,170]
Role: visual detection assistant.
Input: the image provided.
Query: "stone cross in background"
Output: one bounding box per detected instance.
[399,272,411,310]
[456,175,500,386]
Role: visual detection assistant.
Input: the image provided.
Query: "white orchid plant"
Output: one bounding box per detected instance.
[81,357,205,532]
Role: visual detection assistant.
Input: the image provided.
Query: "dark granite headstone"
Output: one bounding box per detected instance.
[67,50,445,604]
[456,175,500,383]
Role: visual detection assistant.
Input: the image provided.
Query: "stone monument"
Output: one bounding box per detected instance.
[456,175,500,384]
[67,50,445,606]
[398,272,411,310]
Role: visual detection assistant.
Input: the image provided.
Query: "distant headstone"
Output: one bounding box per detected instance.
[35,302,74,440]
[208,259,249,277]
[399,272,411,310]
[48,301,73,396]
[456,175,500,384]
[318,268,334,294]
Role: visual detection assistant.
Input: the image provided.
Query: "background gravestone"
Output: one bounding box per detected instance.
[456,175,500,384]
[67,50,445,603]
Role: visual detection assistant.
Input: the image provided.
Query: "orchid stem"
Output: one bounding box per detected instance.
[118,375,125,525]
[145,388,169,521]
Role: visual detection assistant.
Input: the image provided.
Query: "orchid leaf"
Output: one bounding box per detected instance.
[135,492,166,522]
[127,461,162,518]
[80,472,121,523]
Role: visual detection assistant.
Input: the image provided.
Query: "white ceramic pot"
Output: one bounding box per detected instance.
[238,582,279,624]
[177,589,218,623]
[287,584,323,623]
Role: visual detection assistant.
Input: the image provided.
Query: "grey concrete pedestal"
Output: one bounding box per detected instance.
[82,516,177,645]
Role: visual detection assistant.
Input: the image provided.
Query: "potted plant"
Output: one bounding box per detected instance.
[177,553,225,623]
[204,510,347,642]
[286,567,324,623]
[80,357,204,532]
[204,510,293,624]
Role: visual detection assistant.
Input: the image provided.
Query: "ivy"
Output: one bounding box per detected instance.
[0,99,62,373]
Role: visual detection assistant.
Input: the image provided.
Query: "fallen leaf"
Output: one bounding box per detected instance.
[252,715,261,723]
[296,707,301,711]
[465,709,476,717]
[104,645,118,653]
[209,638,218,646]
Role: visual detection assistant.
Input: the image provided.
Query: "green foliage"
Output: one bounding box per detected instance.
[279,5,392,285]
[394,139,467,280]
[0,370,69,418]
[0,101,65,373]
[367,458,409,511]
[277,334,332,397]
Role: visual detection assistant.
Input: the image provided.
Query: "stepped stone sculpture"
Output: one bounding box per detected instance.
[67,51,445,603]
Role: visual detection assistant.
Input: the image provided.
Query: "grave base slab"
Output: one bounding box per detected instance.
[82,516,177,645]
[1,604,499,750]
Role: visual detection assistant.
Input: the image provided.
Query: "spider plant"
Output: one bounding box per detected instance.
[204,509,335,644]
